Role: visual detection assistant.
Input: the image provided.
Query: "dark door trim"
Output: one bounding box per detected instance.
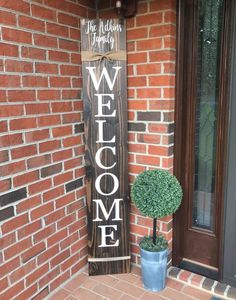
[173,0,234,281]
[222,0,236,287]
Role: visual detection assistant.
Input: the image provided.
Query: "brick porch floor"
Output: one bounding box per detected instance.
[47,266,224,300]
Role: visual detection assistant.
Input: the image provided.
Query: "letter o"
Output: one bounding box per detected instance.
[95,173,119,196]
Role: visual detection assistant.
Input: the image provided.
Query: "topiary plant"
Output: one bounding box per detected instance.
[131,169,183,251]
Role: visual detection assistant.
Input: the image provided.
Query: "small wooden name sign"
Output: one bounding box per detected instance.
[81,19,130,276]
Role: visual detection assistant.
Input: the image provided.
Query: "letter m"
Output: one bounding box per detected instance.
[93,198,123,221]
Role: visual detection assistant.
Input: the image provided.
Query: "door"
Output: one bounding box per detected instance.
[174,0,233,279]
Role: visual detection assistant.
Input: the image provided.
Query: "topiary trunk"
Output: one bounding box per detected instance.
[153,218,157,244]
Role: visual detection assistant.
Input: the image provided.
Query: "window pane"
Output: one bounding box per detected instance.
[192,0,224,231]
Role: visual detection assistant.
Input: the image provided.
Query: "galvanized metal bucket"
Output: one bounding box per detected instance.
[140,247,168,292]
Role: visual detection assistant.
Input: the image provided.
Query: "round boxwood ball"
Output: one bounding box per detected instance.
[131,169,183,219]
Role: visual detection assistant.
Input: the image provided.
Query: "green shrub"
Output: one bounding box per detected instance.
[131,169,183,250]
[140,236,168,252]
[131,169,182,219]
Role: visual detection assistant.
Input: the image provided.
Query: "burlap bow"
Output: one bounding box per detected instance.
[81,50,126,62]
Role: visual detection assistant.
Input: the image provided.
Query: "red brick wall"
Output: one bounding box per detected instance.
[0,0,176,298]
[0,1,95,299]
[99,0,176,265]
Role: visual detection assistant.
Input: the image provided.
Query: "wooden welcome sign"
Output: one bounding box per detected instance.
[80,19,130,275]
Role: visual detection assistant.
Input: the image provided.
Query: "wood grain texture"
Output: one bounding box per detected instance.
[81,19,130,275]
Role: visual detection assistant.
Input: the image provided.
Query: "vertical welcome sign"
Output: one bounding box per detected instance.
[81,19,130,275]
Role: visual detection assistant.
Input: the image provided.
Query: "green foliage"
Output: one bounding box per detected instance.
[131,169,183,219]
[140,236,168,252]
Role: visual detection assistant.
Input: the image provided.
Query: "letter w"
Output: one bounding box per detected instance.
[93,198,123,221]
[86,66,121,91]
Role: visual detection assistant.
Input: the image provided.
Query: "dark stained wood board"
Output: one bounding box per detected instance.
[80,19,130,276]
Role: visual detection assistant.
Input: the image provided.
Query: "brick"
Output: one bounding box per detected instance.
[48,50,69,62]
[25,129,50,142]
[53,171,73,186]
[18,220,42,240]
[10,118,37,130]
[74,123,84,134]
[137,111,161,121]
[50,249,70,268]
[0,257,20,277]
[28,179,52,195]
[41,163,62,178]
[0,11,16,26]
[50,76,71,87]
[60,65,81,76]
[150,24,176,38]
[64,157,82,171]
[0,75,21,87]
[37,244,59,265]
[51,101,73,112]
[4,237,32,260]
[23,76,48,87]
[5,60,33,73]
[0,161,26,177]
[34,224,56,243]
[0,187,27,207]
[164,11,176,23]
[52,126,73,138]
[0,280,24,300]
[137,63,161,75]
[150,0,174,10]
[2,27,32,44]
[0,120,7,133]
[31,202,54,220]
[27,154,51,169]
[15,284,38,300]
[26,263,49,287]
[35,62,58,74]
[22,242,46,263]
[63,113,81,123]
[65,178,83,193]
[0,277,8,291]
[149,123,174,133]
[1,213,29,235]
[55,193,75,209]
[0,178,11,193]
[63,136,82,147]
[137,38,162,51]
[37,89,61,100]
[137,133,161,145]
[38,115,61,127]
[0,150,9,163]
[149,50,175,62]
[39,267,60,289]
[58,12,79,27]
[127,28,148,40]
[0,0,30,14]
[52,149,73,162]
[59,39,79,51]
[47,22,69,37]
[39,140,61,153]
[148,145,172,156]
[21,46,46,60]
[11,145,37,160]
[32,287,49,300]
[25,103,50,115]
[32,4,57,21]
[128,123,146,132]
[0,43,18,57]
[136,13,163,26]
[0,206,15,222]
[128,52,147,64]
[17,195,41,213]
[34,34,57,48]
[19,16,45,32]
[47,228,67,247]
[137,88,161,98]
[44,208,65,225]
[149,75,175,86]
[8,90,36,102]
